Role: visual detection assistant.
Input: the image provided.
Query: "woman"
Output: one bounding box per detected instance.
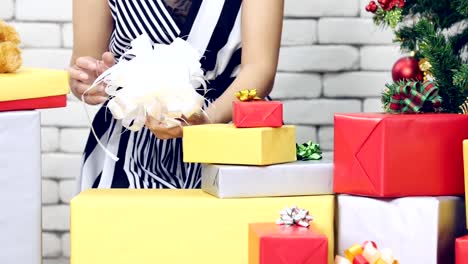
[69,0,284,190]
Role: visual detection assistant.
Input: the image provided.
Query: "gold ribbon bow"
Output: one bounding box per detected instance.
[335,242,399,264]
[235,89,262,102]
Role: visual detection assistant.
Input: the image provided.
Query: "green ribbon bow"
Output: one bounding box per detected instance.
[296,141,322,161]
[382,81,442,113]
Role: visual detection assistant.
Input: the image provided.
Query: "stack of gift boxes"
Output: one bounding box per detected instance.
[0,68,69,264]
[70,91,336,264]
[70,92,468,264]
[334,113,468,264]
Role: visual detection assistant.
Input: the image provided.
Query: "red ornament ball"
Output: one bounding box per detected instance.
[366,1,378,13]
[392,57,424,82]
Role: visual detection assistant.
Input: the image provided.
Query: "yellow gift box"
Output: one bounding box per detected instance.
[0,68,69,101]
[183,124,296,165]
[464,140,468,228]
[70,190,334,264]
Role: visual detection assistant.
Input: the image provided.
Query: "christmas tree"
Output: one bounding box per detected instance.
[365,0,468,113]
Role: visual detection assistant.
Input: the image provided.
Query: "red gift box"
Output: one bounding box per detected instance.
[249,223,327,264]
[0,95,67,112]
[456,236,468,264]
[334,113,468,197]
[233,101,282,128]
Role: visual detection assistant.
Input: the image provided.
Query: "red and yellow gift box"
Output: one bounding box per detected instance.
[0,68,69,111]
[232,89,283,128]
[334,113,468,197]
[249,223,328,264]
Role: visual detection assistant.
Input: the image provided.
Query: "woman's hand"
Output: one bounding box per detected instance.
[68,52,115,105]
[146,112,210,140]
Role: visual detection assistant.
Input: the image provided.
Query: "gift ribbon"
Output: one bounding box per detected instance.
[235,89,262,102]
[383,81,442,113]
[296,141,322,161]
[82,34,207,162]
[276,205,314,228]
[335,241,399,264]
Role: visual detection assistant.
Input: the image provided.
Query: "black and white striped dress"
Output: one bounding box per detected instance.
[79,0,242,190]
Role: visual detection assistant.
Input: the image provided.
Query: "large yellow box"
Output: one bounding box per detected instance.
[70,190,334,264]
[0,68,69,101]
[183,124,296,165]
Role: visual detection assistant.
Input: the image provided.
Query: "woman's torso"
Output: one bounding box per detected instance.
[107,0,243,99]
[80,0,243,190]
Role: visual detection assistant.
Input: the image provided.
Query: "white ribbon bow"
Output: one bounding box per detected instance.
[276,205,314,228]
[82,34,207,161]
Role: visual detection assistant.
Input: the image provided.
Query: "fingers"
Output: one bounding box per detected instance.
[102,52,115,67]
[181,112,210,126]
[68,66,89,82]
[75,56,98,71]
[82,95,108,105]
[72,82,106,97]
[70,84,107,105]
[94,52,116,75]
[146,117,182,139]
[72,52,115,81]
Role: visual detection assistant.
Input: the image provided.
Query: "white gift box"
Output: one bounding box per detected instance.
[0,111,41,264]
[337,195,466,264]
[201,160,333,198]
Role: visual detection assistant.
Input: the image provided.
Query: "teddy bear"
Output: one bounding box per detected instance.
[0,19,22,73]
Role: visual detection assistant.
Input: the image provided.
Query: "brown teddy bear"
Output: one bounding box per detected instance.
[0,20,22,73]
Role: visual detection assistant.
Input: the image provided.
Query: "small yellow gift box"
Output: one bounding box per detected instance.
[70,190,335,264]
[0,68,69,101]
[183,124,296,165]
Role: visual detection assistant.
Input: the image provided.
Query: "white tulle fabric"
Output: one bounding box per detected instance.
[82,34,207,161]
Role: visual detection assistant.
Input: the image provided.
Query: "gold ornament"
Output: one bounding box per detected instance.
[418,58,433,81]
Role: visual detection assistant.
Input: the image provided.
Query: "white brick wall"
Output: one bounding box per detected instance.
[5,0,398,262]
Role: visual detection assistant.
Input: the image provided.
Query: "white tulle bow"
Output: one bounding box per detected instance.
[82,34,207,161]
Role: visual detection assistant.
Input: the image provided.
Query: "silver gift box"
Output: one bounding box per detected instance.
[337,195,466,264]
[202,160,333,198]
[0,111,41,264]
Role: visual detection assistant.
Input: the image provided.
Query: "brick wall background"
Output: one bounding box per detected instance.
[1,0,400,263]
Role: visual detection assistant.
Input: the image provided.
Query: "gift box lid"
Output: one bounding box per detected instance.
[250,222,328,239]
[0,68,69,101]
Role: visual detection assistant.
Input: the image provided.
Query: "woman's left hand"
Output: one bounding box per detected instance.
[146,112,211,140]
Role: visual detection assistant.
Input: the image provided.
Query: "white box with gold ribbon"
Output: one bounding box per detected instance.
[337,195,466,264]
[0,111,41,264]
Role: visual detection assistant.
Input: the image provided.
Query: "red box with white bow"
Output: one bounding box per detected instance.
[248,223,328,264]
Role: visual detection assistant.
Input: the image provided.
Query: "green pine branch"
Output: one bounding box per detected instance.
[452,0,468,16]
[454,64,468,91]
[414,19,464,113]
[402,0,467,29]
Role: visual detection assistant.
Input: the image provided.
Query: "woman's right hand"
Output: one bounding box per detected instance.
[68,52,115,105]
